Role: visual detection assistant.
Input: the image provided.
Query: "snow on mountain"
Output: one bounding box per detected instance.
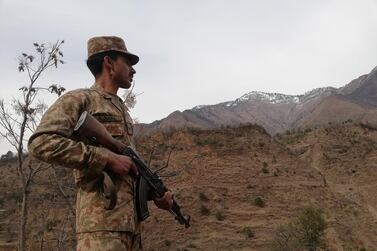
[300,87,337,103]
[191,87,337,110]
[227,91,301,107]
[192,105,206,110]
[223,87,337,108]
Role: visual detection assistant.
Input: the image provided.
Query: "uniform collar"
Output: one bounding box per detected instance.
[90,83,121,99]
[90,83,128,111]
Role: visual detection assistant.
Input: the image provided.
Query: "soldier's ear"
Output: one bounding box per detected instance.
[103,56,115,72]
[103,56,113,66]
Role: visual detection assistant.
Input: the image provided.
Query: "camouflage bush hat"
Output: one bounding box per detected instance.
[87,36,139,65]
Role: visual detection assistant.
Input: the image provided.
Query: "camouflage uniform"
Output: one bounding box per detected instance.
[28,83,142,250]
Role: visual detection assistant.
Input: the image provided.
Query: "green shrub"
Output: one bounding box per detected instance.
[200,205,210,216]
[304,128,312,133]
[186,243,198,249]
[296,207,326,250]
[254,197,265,207]
[199,192,209,202]
[164,240,171,246]
[9,191,22,203]
[272,206,326,251]
[45,218,58,231]
[215,211,225,221]
[242,227,255,238]
[246,184,254,189]
[195,136,219,147]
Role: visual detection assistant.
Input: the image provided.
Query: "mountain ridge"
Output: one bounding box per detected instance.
[136,67,377,135]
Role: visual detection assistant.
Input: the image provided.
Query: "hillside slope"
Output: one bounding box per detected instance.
[137,125,327,250]
[1,123,377,250]
[277,121,377,250]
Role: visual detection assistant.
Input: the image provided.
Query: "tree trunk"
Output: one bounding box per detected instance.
[19,188,28,251]
[39,232,44,251]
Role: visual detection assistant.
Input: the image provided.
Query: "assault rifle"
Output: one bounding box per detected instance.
[74,111,190,228]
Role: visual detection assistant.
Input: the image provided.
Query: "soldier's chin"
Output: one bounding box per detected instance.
[120,81,132,89]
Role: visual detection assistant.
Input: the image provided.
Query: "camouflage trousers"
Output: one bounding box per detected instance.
[77,231,142,251]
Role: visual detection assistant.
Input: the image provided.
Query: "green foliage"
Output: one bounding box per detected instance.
[246,184,255,189]
[296,207,326,249]
[284,137,295,144]
[9,191,23,203]
[200,205,210,216]
[164,239,171,246]
[199,192,209,202]
[45,218,58,231]
[186,243,198,249]
[278,127,311,145]
[254,197,265,207]
[304,128,312,133]
[272,206,326,251]
[215,211,225,221]
[195,136,220,147]
[241,226,255,238]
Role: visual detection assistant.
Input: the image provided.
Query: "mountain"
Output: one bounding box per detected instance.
[136,67,377,135]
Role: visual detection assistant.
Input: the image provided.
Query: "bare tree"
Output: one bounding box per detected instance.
[29,164,75,251]
[49,165,76,218]
[144,138,201,178]
[0,40,65,251]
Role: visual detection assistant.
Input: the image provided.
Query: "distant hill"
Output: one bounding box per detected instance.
[136,67,377,135]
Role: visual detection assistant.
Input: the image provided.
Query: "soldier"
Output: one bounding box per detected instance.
[28,36,173,250]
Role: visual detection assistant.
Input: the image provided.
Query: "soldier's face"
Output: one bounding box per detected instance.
[112,56,136,89]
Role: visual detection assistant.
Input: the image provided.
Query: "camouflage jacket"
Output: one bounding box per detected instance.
[28,84,141,234]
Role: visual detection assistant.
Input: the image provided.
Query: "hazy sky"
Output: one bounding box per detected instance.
[0,0,377,153]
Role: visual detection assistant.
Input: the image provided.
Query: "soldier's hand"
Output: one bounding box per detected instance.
[153,191,173,210]
[106,151,139,178]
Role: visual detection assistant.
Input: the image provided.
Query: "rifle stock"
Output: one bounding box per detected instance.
[74,111,191,228]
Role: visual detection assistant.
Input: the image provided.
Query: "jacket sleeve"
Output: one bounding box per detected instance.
[28,90,108,178]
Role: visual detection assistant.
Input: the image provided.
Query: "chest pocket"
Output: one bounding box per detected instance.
[124,112,134,136]
[92,113,125,138]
